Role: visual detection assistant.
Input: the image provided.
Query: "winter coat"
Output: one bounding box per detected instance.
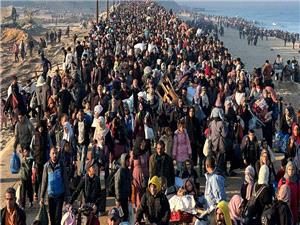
[253,184,273,225]
[159,135,173,157]
[172,129,192,162]
[1,204,26,225]
[278,178,300,223]
[274,200,293,225]
[208,119,227,154]
[40,159,70,199]
[70,174,101,205]
[74,118,91,146]
[36,84,50,112]
[136,191,171,225]
[13,117,35,150]
[30,132,52,166]
[114,153,132,201]
[241,135,259,165]
[149,152,175,187]
[20,157,33,181]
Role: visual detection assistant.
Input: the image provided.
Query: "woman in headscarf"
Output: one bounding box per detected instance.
[255,149,276,186]
[275,184,293,225]
[286,123,300,159]
[241,165,255,202]
[280,106,295,135]
[278,161,300,224]
[253,165,273,225]
[228,195,243,225]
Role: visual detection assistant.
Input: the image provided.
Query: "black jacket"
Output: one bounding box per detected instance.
[149,152,175,187]
[276,200,293,225]
[136,191,171,225]
[1,204,26,225]
[254,184,273,225]
[114,153,131,201]
[70,174,101,205]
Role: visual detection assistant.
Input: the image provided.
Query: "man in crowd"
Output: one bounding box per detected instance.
[0,187,26,225]
[40,147,70,225]
[149,140,175,187]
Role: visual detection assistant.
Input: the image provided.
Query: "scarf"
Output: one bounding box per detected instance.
[277,184,291,204]
[62,122,73,142]
[292,123,300,145]
[217,201,233,225]
[258,164,269,185]
[245,165,255,200]
[284,161,298,183]
[228,195,243,224]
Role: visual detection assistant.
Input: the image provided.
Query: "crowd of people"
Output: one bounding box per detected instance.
[1,1,300,225]
[188,12,300,49]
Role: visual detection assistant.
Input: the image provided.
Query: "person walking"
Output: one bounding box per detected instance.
[40,147,70,225]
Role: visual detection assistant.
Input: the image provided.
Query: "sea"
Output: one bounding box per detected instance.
[177,1,300,34]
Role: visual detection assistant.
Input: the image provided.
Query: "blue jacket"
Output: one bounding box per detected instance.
[204,169,226,213]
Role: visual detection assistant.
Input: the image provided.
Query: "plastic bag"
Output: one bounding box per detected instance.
[35,205,49,225]
[203,138,212,157]
[144,124,154,140]
[61,208,76,225]
[10,151,21,174]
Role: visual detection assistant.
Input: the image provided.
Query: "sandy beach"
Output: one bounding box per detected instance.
[220,27,300,110]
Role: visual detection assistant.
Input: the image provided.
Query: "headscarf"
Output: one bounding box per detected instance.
[148,176,161,192]
[216,201,233,225]
[228,195,243,224]
[93,116,109,147]
[265,86,277,103]
[291,123,300,145]
[277,184,291,204]
[284,161,298,183]
[258,164,269,185]
[62,121,74,142]
[245,165,255,200]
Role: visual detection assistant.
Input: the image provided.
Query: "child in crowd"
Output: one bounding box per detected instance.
[20,146,33,209]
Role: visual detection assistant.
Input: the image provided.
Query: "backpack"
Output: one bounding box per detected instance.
[10,151,21,174]
[261,203,277,225]
[242,183,266,225]
[47,162,65,197]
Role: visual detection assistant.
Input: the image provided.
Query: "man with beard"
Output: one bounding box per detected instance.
[215,201,232,225]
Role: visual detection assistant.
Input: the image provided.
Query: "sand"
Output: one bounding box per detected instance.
[220,27,300,109]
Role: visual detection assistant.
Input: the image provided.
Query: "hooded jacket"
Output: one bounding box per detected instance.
[70,173,101,205]
[136,176,170,225]
[114,153,132,201]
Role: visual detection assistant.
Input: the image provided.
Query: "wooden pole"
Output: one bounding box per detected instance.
[106,0,109,22]
[96,0,99,24]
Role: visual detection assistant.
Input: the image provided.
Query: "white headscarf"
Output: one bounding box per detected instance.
[258,164,269,185]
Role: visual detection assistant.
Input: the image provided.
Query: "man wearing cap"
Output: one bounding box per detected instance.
[69,159,101,215]
[135,176,170,225]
